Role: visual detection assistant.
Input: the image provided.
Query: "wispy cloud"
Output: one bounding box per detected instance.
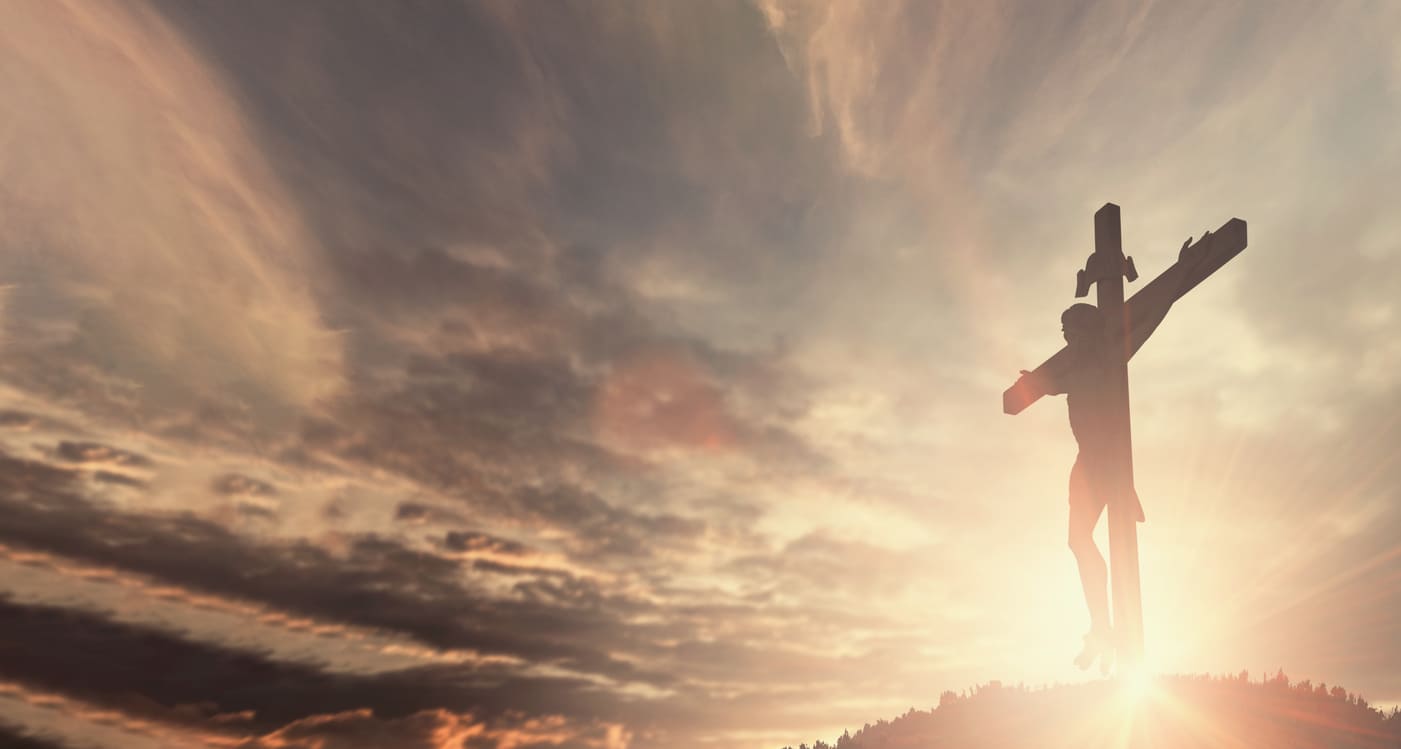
[0,0,344,434]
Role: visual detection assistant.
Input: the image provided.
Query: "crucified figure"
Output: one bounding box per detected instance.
[1018,233,1214,672]
[1037,301,1146,672]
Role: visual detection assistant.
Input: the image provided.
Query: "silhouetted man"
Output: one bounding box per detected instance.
[1025,236,1206,672]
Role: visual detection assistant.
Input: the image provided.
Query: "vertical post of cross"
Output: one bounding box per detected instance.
[1093,202,1144,668]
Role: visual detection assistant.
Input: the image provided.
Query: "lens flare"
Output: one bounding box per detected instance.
[1120,669,1158,705]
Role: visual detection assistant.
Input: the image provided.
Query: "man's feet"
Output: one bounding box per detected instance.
[1074,628,1115,674]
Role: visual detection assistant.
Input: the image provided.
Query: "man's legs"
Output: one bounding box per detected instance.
[1068,458,1111,635]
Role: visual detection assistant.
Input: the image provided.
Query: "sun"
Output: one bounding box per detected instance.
[1118,667,1158,705]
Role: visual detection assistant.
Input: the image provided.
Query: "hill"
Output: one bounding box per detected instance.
[786,672,1401,749]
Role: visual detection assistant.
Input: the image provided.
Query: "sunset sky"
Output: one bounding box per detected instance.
[0,1,1399,747]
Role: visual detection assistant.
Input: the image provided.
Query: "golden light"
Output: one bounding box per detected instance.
[1118,668,1158,706]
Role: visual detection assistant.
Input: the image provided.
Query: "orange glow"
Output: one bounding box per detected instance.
[594,349,737,454]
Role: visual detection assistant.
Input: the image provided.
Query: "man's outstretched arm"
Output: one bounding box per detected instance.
[1005,218,1245,415]
[1122,234,1213,360]
[1018,367,1067,396]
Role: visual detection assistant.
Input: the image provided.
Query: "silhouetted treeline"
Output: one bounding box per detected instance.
[783,671,1401,749]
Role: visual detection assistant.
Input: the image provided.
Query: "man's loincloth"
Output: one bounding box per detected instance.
[1069,453,1145,522]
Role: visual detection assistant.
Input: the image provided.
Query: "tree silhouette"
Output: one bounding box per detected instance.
[781,673,1401,749]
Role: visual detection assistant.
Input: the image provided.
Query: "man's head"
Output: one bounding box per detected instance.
[1061,303,1102,349]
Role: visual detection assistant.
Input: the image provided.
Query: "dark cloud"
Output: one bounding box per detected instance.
[0,451,670,686]
[1,2,833,588]
[153,0,836,288]
[0,410,37,429]
[511,484,705,560]
[297,362,727,560]
[394,501,468,526]
[91,470,146,489]
[232,708,630,749]
[51,441,151,469]
[0,596,623,743]
[231,710,449,749]
[151,0,565,254]
[0,592,909,748]
[212,473,279,498]
[235,503,278,521]
[138,0,833,485]
[470,558,571,579]
[298,341,818,566]
[390,338,809,465]
[0,448,928,737]
[0,723,66,749]
[444,531,529,557]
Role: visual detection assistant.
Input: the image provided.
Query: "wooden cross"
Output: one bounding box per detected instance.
[1003,203,1247,669]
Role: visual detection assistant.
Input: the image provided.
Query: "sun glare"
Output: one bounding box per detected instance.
[1119,669,1158,705]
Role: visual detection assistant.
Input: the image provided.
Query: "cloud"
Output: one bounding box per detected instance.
[0,411,38,430]
[0,441,965,745]
[52,441,152,470]
[728,529,948,598]
[0,596,622,747]
[444,532,530,557]
[0,450,669,686]
[0,631,624,749]
[92,471,148,490]
[0,0,343,430]
[396,502,469,526]
[0,721,64,749]
[234,709,630,749]
[0,588,933,748]
[211,473,279,499]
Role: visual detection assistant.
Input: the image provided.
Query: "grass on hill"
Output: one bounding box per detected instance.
[785,671,1401,749]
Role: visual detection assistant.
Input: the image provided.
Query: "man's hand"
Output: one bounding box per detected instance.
[1178,231,1211,266]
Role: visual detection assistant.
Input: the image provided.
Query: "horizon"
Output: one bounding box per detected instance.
[1,1,1399,748]
[787,671,1401,749]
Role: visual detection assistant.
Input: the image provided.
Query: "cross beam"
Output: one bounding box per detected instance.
[1004,214,1247,416]
[1004,203,1247,670]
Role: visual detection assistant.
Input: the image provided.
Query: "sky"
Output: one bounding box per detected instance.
[0,1,1398,747]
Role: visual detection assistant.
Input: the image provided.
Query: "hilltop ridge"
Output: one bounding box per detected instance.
[785,672,1401,749]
